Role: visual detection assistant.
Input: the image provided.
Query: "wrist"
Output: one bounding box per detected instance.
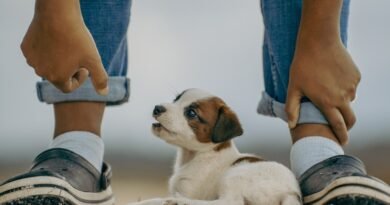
[296,0,343,48]
[35,0,82,22]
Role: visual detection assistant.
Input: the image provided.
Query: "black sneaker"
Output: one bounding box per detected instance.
[300,155,390,205]
[0,148,114,205]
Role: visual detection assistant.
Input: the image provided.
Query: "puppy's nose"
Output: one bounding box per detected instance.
[153,105,166,116]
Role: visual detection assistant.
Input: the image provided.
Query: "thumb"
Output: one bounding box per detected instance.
[54,68,90,93]
[70,68,89,89]
[84,59,109,96]
[285,87,302,129]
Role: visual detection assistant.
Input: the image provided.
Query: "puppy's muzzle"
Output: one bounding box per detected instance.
[153,105,167,117]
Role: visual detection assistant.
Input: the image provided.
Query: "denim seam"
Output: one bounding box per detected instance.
[269,54,279,97]
[263,30,279,98]
[269,97,276,117]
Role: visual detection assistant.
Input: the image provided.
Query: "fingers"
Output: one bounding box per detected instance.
[83,59,109,96]
[74,67,90,87]
[322,107,349,145]
[339,103,356,130]
[285,88,303,129]
[51,68,89,93]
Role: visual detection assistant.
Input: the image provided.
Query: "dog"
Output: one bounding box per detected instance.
[128,88,301,205]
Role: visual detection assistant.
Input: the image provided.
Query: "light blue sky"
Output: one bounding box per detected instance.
[0,0,389,161]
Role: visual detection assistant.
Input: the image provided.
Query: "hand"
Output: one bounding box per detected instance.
[285,0,360,145]
[286,40,360,145]
[21,0,108,95]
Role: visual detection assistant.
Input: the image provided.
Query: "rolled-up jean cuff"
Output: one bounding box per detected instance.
[36,77,130,106]
[257,91,328,125]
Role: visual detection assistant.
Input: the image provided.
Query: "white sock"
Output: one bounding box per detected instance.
[290,136,344,177]
[49,131,104,172]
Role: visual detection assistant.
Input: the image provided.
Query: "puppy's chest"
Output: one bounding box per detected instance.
[169,164,224,200]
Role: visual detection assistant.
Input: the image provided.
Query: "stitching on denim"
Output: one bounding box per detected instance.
[264,33,279,99]
[269,98,276,117]
[269,54,279,97]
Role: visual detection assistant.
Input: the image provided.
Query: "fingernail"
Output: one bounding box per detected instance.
[98,86,109,96]
[288,121,295,129]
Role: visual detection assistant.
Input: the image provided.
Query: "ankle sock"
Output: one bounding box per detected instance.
[290,136,344,178]
[49,131,104,172]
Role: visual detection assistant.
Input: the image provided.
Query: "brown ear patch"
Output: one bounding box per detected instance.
[232,156,265,166]
[186,97,243,144]
[211,104,243,143]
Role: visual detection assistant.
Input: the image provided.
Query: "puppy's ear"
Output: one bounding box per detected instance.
[211,106,243,143]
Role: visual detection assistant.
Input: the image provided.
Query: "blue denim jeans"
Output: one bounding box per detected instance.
[36,0,350,125]
[257,0,350,124]
[36,0,132,105]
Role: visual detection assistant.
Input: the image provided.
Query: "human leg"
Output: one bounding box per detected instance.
[0,0,131,204]
[258,0,390,204]
[259,0,345,175]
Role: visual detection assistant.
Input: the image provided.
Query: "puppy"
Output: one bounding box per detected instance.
[128,88,301,205]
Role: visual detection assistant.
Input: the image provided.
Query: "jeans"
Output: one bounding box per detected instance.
[36,0,350,125]
[257,0,350,124]
[36,0,132,105]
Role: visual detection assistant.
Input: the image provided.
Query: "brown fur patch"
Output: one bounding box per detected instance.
[213,141,232,152]
[187,97,225,143]
[187,97,243,143]
[232,156,264,166]
[211,104,243,143]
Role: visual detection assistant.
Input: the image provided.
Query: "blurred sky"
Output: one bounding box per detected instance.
[0,0,389,162]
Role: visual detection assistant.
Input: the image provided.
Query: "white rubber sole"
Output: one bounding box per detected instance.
[0,176,114,205]
[304,176,390,205]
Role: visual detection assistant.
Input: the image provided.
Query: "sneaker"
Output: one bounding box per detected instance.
[300,155,390,205]
[0,148,114,205]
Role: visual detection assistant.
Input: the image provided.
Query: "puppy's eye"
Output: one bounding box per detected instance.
[185,109,198,119]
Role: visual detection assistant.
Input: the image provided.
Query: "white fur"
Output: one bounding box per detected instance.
[129,89,301,205]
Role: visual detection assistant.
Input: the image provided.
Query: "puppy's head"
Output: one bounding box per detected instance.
[152,88,243,151]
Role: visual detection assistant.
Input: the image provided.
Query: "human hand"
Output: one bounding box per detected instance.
[285,0,360,145]
[286,40,360,145]
[21,0,108,95]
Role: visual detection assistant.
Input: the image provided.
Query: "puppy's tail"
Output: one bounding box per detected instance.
[281,193,302,205]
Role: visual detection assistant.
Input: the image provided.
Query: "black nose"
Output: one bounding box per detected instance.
[153,105,166,116]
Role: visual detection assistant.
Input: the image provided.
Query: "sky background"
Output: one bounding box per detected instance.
[0,0,389,163]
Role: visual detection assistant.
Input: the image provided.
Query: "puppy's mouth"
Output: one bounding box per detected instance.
[152,121,173,134]
[152,122,163,129]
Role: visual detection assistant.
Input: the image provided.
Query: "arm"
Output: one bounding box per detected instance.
[286,0,361,145]
[21,0,108,94]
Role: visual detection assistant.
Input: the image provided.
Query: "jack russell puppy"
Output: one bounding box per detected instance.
[128,88,301,205]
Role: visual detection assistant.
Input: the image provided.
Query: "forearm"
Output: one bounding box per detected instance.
[23,0,108,94]
[35,0,82,20]
[287,0,359,144]
[298,0,344,47]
